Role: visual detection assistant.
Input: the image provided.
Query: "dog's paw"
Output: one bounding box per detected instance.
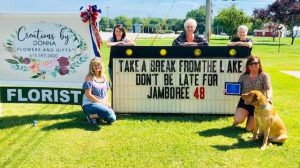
[260,145,267,150]
[250,136,258,141]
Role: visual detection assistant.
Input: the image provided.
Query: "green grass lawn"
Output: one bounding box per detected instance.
[1,36,300,168]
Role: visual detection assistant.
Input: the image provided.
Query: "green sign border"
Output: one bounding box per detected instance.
[0,87,83,105]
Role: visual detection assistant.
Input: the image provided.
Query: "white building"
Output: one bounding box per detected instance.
[254,23,287,37]
[293,26,300,37]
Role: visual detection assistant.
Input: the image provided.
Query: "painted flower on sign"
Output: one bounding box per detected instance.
[29,61,40,74]
[3,22,88,79]
[57,56,70,66]
[59,66,69,75]
[22,57,31,64]
[40,60,59,72]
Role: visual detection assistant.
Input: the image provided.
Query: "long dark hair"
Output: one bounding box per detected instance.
[245,55,263,74]
[113,24,126,42]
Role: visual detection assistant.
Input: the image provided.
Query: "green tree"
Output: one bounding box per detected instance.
[250,17,264,35]
[186,6,206,34]
[99,17,109,31]
[142,17,150,33]
[253,0,300,45]
[114,16,133,31]
[166,18,184,33]
[149,17,162,33]
[109,19,116,29]
[132,17,144,33]
[132,17,143,24]
[214,5,251,38]
[100,17,117,31]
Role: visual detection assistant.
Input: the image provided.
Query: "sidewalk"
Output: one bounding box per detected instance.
[281,71,300,78]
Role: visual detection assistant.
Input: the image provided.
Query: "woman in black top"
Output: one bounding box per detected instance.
[107,24,135,82]
[227,25,253,48]
[107,24,135,47]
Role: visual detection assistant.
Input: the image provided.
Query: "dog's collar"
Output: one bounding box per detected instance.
[260,104,272,110]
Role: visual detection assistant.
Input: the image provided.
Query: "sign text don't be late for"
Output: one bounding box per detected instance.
[111,46,250,114]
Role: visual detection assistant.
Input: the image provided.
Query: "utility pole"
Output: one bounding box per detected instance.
[205,0,211,42]
[106,6,110,30]
[148,14,150,33]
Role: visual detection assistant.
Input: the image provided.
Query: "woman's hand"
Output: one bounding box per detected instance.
[102,101,111,108]
[94,99,111,108]
[184,42,198,46]
[117,41,125,46]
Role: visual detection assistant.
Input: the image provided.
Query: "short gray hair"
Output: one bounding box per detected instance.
[237,25,248,33]
[184,18,197,32]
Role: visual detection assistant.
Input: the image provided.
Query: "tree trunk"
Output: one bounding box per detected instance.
[291,37,295,45]
[272,30,276,42]
[291,28,298,45]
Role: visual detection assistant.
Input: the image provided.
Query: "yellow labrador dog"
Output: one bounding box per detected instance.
[241,90,287,150]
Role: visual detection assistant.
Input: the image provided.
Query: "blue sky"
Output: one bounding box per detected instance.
[0,0,276,19]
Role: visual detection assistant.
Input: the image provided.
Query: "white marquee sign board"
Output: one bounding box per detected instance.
[111,46,250,114]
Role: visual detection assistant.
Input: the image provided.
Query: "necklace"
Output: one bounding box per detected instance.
[94,76,105,83]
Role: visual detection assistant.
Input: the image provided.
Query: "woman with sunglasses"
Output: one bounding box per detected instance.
[233,55,272,131]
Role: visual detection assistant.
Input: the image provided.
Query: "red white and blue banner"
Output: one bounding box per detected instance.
[80,5,102,57]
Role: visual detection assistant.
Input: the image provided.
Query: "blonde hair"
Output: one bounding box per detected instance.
[237,25,248,33]
[184,18,197,32]
[87,57,104,78]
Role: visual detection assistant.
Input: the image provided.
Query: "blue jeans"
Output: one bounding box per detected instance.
[82,103,116,124]
[108,66,113,91]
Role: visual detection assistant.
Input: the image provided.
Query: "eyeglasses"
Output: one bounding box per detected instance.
[249,62,259,66]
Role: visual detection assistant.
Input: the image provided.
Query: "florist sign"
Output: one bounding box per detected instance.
[3,22,88,79]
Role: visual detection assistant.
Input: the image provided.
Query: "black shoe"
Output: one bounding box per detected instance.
[86,116,98,126]
[96,118,110,125]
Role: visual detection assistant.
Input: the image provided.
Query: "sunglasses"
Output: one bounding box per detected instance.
[249,62,259,66]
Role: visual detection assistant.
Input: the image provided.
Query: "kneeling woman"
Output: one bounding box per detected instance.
[82,57,116,125]
[233,55,272,131]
